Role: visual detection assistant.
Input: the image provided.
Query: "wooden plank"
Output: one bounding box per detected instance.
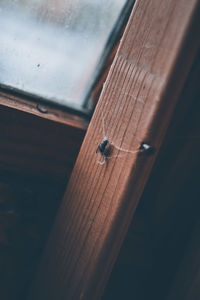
[28,1,200,299]
[0,90,88,129]
[103,51,200,300]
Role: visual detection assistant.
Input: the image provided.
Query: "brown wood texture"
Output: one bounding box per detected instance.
[103,51,200,300]
[29,1,200,299]
[0,103,87,183]
[89,41,120,109]
[0,89,88,129]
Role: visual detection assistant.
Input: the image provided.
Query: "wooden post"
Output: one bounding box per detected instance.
[29,0,200,299]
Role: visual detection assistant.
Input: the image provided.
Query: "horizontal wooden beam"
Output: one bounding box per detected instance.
[0,90,88,129]
[29,0,200,299]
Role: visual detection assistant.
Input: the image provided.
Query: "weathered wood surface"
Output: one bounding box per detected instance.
[29,0,200,299]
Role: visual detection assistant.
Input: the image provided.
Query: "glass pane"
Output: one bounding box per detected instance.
[0,0,127,110]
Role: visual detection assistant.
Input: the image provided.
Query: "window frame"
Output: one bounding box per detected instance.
[27,0,200,299]
[0,0,200,299]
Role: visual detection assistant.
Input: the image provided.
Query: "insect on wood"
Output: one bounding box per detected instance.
[96,114,154,165]
[96,116,111,165]
[96,137,109,155]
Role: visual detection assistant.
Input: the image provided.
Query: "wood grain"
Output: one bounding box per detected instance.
[103,50,200,300]
[0,89,88,130]
[29,1,200,299]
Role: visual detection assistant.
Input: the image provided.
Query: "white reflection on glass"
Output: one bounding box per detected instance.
[0,0,126,108]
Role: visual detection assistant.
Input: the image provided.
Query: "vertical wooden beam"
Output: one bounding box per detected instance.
[29,0,200,299]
